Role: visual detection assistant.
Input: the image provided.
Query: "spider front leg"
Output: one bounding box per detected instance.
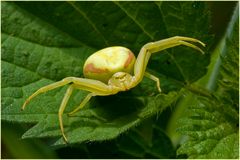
[133,36,205,84]
[22,77,112,110]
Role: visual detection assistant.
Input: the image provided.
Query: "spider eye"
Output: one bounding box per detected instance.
[115,73,126,80]
[108,72,133,89]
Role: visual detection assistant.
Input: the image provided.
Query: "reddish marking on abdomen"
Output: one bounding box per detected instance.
[124,51,135,68]
[84,63,108,74]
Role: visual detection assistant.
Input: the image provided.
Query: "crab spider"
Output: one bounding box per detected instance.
[22,36,205,142]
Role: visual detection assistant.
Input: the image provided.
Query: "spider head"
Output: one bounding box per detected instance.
[108,72,134,91]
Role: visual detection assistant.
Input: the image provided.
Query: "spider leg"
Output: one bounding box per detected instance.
[67,93,95,116]
[133,36,205,84]
[59,84,74,142]
[144,72,161,92]
[22,77,112,110]
[59,86,97,142]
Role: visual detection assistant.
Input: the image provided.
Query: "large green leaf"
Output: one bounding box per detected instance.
[1,1,212,145]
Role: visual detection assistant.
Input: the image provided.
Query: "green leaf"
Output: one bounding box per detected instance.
[149,1,212,86]
[217,13,239,110]
[177,5,239,158]
[177,96,238,158]
[2,1,212,145]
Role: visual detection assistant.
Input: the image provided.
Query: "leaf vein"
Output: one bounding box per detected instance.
[113,1,154,40]
[67,1,110,46]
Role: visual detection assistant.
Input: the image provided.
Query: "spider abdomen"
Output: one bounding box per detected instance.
[83,46,136,83]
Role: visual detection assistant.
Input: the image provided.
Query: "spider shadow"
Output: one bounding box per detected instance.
[66,90,145,129]
[93,90,145,120]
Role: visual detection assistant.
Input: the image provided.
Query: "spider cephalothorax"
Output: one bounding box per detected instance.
[22,36,205,142]
[108,72,135,91]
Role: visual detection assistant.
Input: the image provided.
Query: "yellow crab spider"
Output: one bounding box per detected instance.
[21,36,205,142]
